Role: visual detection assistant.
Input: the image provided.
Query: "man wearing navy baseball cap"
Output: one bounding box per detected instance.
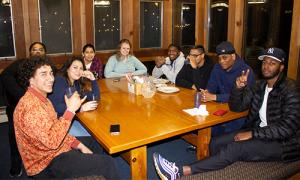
[201,41,255,136]
[258,47,285,62]
[152,47,300,179]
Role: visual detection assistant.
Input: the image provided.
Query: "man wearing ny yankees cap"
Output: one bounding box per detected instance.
[152,47,300,179]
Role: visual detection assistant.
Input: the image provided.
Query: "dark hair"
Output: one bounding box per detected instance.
[18,56,54,89]
[116,39,133,60]
[168,44,181,52]
[29,42,47,53]
[192,45,205,54]
[59,56,91,94]
[82,43,95,53]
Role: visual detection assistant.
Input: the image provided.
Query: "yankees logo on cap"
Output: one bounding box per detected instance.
[258,47,286,63]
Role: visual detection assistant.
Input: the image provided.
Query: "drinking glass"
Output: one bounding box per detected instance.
[141,80,156,98]
[91,71,99,79]
[65,87,76,98]
[91,94,100,102]
[194,91,201,108]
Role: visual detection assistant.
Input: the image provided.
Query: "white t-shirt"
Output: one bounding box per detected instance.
[259,85,272,127]
[85,62,92,70]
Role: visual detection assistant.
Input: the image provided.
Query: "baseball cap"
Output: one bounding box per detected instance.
[258,47,286,63]
[216,41,236,55]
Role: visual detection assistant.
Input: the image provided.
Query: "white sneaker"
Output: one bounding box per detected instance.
[153,153,180,180]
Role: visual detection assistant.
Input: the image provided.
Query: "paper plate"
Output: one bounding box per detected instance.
[152,78,169,84]
[157,87,180,93]
[155,83,167,88]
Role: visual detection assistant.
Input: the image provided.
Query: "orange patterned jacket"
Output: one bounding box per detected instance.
[14,87,80,176]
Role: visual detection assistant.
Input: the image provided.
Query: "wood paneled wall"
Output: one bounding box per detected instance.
[288,0,300,81]
[1,0,300,81]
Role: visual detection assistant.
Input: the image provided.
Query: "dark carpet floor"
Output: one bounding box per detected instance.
[0,122,197,179]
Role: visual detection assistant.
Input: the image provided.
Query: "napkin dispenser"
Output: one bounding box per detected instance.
[128,82,142,95]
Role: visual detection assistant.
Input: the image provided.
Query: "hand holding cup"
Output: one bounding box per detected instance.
[80,101,98,112]
[65,92,87,113]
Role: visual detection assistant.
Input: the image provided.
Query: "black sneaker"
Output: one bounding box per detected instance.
[186,145,197,153]
[9,163,22,178]
[153,153,180,180]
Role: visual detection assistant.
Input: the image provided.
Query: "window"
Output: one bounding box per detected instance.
[208,0,228,52]
[181,3,196,46]
[245,0,293,75]
[39,0,72,54]
[94,0,120,51]
[140,1,162,48]
[0,1,15,58]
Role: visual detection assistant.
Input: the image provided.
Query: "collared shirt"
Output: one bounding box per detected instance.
[89,57,104,79]
[152,52,186,83]
[14,87,79,176]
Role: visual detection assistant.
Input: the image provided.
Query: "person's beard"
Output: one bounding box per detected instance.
[262,67,281,80]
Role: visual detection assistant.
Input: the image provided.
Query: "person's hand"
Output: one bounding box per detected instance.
[234,131,252,141]
[189,56,197,69]
[82,70,95,81]
[64,92,86,113]
[77,143,93,154]
[200,89,216,102]
[80,101,98,112]
[191,84,197,90]
[155,56,165,68]
[236,69,250,89]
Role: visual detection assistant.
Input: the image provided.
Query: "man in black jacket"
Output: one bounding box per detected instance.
[1,42,47,177]
[175,45,214,90]
[152,47,300,179]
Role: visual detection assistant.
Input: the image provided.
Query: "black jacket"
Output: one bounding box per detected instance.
[1,59,27,108]
[175,55,214,90]
[229,73,300,162]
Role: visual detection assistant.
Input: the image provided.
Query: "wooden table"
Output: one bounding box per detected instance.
[77,78,247,179]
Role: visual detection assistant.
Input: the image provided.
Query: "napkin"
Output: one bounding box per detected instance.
[183,105,209,116]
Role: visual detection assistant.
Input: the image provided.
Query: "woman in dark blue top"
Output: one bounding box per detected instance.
[48,56,100,137]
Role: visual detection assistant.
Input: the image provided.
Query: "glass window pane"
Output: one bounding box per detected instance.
[208,0,228,52]
[94,0,120,51]
[140,1,162,48]
[0,2,15,58]
[245,0,293,76]
[39,0,72,54]
[181,3,195,46]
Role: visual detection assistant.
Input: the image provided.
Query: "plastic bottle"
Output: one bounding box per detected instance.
[194,91,201,108]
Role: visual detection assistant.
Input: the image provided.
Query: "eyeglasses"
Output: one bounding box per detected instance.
[189,53,202,58]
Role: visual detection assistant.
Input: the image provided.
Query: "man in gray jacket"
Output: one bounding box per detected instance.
[152,44,185,83]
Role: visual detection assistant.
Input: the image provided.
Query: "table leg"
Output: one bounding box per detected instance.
[121,146,147,180]
[197,127,211,160]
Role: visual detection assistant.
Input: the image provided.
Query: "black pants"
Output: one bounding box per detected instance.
[34,150,119,179]
[76,136,104,154]
[189,130,282,174]
[7,106,22,170]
